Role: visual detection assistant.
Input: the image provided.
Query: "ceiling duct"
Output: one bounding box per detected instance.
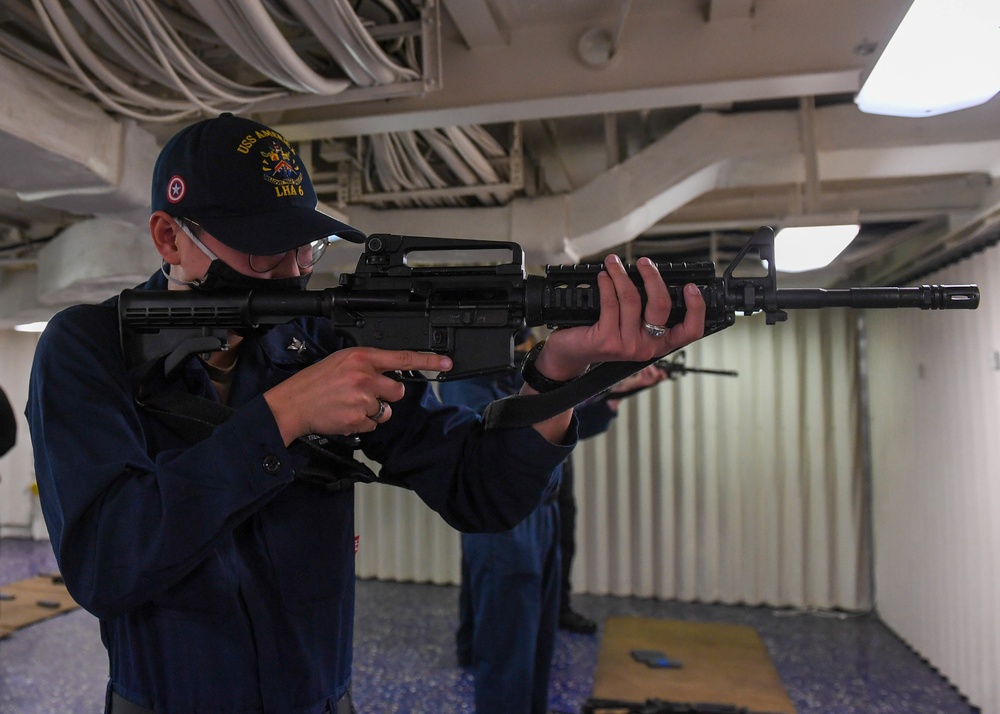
[0,269,54,328]
[36,217,158,306]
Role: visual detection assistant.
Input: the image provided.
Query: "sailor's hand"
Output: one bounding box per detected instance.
[265,347,452,444]
[611,363,669,395]
[530,255,706,383]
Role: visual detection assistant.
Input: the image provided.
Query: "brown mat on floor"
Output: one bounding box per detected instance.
[591,616,797,714]
[0,573,79,639]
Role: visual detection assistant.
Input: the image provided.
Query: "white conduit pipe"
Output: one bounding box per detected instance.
[418,129,480,186]
[186,0,305,90]
[128,0,287,108]
[34,0,193,110]
[450,127,513,204]
[69,0,170,83]
[373,0,420,64]
[386,133,423,191]
[43,0,281,118]
[129,14,259,113]
[260,0,300,26]
[125,0,284,98]
[444,126,501,184]
[392,132,461,207]
[368,126,514,208]
[187,0,349,95]
[371,135,412,192]
[422,129,499,205]
[285,0,380,86]
[369,134,442,207]
[461,126,505,166]
[285,0,419,86]
[27,0,417,118]
[0,29,81,86]
[398,132,449,190]
[68,0,282,108]
[30,0,200,121]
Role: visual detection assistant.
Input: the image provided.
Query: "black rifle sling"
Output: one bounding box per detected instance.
[130,356,379,491]
[481,357,660,430]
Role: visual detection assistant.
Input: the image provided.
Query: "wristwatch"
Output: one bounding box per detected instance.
[520,340,572,393]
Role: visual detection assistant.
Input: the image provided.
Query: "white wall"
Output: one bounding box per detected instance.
[0,329,43,538]
[867,241,1000,714]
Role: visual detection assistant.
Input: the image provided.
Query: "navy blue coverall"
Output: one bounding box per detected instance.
[439,373,616,714]
[26,270,574,714]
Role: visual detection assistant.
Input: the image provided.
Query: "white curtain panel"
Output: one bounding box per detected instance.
[356,308,871,613]
[573,309,868,610]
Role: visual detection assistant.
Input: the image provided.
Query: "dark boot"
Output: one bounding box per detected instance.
[558,608,597,634]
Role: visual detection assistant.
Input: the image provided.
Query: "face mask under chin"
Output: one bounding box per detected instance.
[190,259,311,292]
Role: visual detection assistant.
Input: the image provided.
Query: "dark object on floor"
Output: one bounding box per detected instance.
[560,607,598,634]
[583,697,784,714]
[631,649,683,668]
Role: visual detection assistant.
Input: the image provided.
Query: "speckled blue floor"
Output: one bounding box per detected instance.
[0,538,977,714]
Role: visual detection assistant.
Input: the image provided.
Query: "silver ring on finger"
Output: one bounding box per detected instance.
[368,398,387,422]
[644,322,667,338]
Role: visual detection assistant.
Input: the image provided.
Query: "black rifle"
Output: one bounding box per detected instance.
[582,698,785,714]
[601,351,738,402]
[118,226,979,426]
[656,353,738,381]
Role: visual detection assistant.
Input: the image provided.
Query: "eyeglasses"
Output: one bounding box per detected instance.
[176,218,330,273]
[248,238,329,273]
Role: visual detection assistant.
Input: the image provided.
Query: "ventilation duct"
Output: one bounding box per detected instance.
[36,218,158,305]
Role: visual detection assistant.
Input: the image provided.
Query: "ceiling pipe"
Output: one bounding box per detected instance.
[799,96,821,214]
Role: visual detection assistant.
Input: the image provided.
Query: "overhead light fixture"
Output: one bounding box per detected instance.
[774,224,860,273]
[855,0,1000,117]
[14,321,48,333]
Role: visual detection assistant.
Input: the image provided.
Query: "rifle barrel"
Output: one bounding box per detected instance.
[772,285,979,311]
[680,367,739,376]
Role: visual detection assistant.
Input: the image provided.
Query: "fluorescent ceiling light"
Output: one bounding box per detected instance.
[856,0,1000,117]
[774,224,860,273]
[14,321,48,333]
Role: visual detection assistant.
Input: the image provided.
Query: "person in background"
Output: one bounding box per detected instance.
[557,363,669,635]
[26,112,707,714]
[556,456,594,633]
[0,385,16,459]
[439,334,667,714]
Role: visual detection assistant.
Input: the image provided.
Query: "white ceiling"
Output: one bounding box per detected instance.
[1,0,998,326]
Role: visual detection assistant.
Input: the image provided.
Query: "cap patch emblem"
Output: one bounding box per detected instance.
[166,175,186,204]
[260,140,304,197]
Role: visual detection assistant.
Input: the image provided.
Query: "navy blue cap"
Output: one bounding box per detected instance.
[152,113,366,253]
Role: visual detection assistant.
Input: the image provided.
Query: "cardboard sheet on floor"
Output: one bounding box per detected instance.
[591,616,797,714]
[0,574,79,639]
